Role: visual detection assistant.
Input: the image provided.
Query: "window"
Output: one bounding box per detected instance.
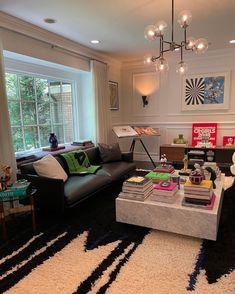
[5,72,74,152]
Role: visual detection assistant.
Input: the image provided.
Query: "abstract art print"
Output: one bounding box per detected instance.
[182,72,230,111]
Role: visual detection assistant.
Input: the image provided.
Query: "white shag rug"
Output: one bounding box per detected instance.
[3,230,234,294]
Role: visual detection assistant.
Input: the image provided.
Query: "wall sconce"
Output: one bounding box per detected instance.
[142,95,148,107]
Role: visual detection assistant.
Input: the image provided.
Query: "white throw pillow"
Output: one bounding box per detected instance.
[33,154,68,182]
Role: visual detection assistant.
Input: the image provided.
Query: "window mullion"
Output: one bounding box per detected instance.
[61,82,66,143]
[34,78,41,147]
[18,75,26,151]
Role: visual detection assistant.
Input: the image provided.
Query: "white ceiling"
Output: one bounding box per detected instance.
[1,0,235,61]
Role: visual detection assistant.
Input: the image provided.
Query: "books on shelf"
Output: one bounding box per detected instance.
[145,171,170,183]
[120,176,153,201]
[150,181,178,203]
[184,180,213,191]
[123,177,152,190]
[153,164,175,174]
[122,182,153,194]
[184,188,213,199]
[118,189,152,201]
[42,145,65,151]
[182,194,216,210]
[184,197,211,205]
[153,181,177,192]
[71,139,93,146]
[153,182,178,196]
[124,176,149,185]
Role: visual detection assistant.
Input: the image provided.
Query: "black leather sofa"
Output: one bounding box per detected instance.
[19,146,136,213]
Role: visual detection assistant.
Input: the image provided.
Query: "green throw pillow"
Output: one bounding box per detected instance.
[60,150,100,174]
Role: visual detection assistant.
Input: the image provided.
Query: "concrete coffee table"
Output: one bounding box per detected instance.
[116,175,225,241]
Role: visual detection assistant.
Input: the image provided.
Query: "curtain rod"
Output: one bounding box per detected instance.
[2,27,107,65]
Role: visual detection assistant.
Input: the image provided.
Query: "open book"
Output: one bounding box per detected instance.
[112,126,138,138]
[112,125,159,138]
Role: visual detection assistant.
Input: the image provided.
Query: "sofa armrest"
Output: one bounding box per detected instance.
[121,151,133,162]
[18,173,65,213]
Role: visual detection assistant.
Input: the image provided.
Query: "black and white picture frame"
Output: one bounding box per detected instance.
[181,71,230,111]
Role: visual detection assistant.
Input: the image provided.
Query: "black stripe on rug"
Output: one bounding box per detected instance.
[187,184,235,290]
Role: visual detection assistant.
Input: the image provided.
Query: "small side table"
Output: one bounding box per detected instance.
[0,188,37,241]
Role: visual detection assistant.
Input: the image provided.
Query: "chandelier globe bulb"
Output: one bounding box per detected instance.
[194,38,209,54]
[144,25,158,41]
[156,57,169,71]
[186,37,196,49]
[155,20,167,35]
[177,10,192,28]
[176,61,188,74]
[143,54,153,65]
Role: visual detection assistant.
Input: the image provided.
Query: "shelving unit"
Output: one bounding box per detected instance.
[160,144,235,174]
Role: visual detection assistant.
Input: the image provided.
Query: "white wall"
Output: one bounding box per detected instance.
[117,48,235,161]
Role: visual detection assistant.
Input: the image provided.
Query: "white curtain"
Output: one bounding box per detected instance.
[0,31,17,181]
[91,60,111,144]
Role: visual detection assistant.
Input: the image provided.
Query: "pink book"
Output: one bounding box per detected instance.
[206,194,216,210]
[154,181,177,191]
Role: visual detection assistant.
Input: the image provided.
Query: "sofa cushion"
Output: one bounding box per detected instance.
[101,161,136,181]
[33,154,68,182]
[98,143,122,163]
[64,174,112,205]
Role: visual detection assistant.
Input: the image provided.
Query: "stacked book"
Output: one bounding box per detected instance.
[118,176,153,201]
[182,180,215,210]
[71,139,93,146]
[150,181,178,204]
[145,171,170,183]
[153,164,175,174]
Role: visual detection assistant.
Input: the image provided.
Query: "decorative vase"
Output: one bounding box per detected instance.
[48,133,58,148]
[173,134,187,144]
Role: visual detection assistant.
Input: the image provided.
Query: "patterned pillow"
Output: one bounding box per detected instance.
[98,143,122,163]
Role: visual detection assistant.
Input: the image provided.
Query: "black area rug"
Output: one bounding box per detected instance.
[0,180,234,293]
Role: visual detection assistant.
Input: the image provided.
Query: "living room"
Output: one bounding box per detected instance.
[0,1,235,293]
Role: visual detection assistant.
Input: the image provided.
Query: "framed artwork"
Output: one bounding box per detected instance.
[109,81,119,110]
[192,123,217,146]
[223,136,235,147]
[182,72,230,111]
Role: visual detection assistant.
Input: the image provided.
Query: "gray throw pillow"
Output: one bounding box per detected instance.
[98,143,122,163]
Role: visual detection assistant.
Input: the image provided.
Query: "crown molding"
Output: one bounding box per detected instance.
[0,12,121,67]
[113,121,235,126]
[121,47,235,69]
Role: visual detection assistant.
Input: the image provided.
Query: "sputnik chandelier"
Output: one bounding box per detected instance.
[144,0,209,74]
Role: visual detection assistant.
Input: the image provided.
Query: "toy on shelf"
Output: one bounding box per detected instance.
[160,154,167,167]
[0,163,13,190]
[179,154,191,176]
